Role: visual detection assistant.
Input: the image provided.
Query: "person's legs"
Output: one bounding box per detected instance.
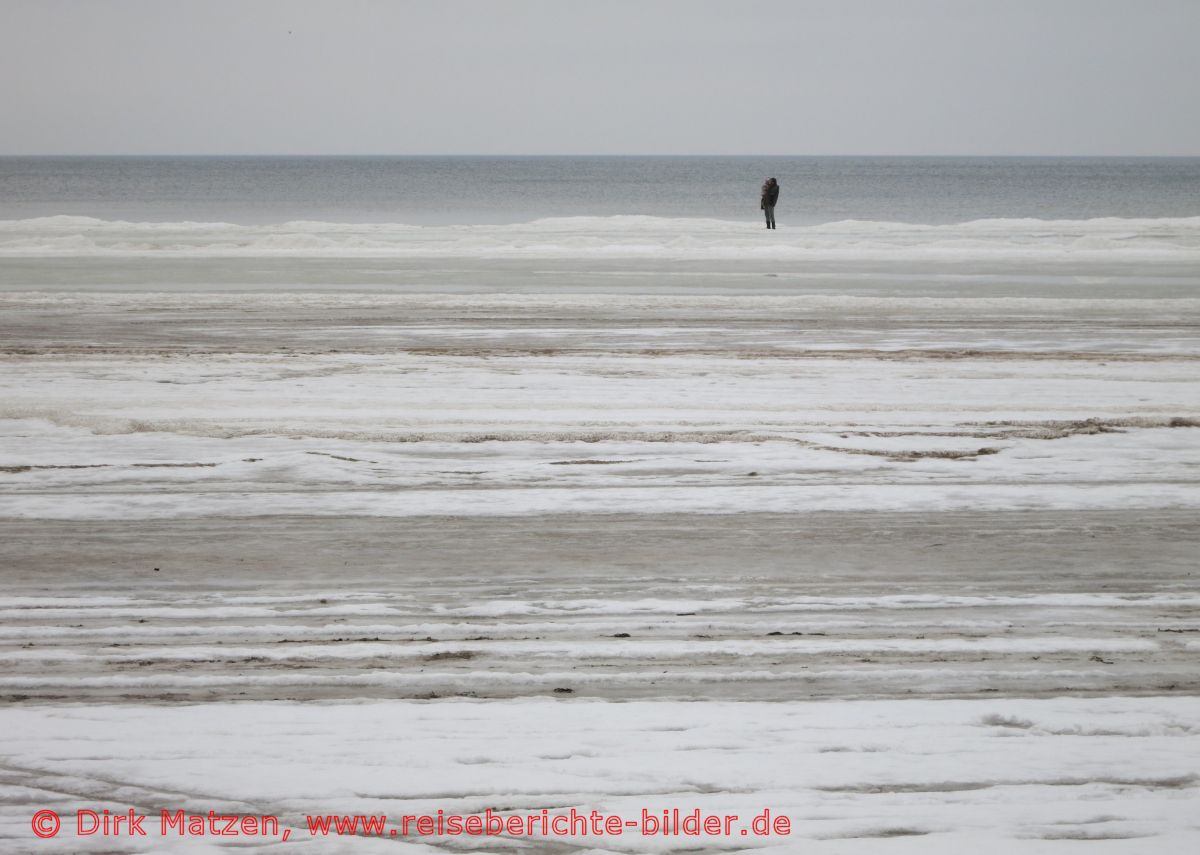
[764,205,771,228]
[767,205,776,228]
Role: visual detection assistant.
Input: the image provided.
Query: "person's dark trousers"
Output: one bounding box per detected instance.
[764,205,776,228]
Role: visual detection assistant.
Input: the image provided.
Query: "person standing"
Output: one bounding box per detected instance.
[760,177,779,229]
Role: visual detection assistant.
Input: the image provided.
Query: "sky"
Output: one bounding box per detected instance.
[2,0,1198,156]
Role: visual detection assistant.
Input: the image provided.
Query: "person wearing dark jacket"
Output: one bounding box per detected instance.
[760,177,779,229]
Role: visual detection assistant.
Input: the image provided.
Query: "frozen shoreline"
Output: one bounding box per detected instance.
[4,214,1198,261]
[1,278,1197,850]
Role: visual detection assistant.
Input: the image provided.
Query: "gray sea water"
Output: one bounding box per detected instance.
[2,156,1199,225]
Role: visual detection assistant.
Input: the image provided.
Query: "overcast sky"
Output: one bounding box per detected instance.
[3,0,1197,156]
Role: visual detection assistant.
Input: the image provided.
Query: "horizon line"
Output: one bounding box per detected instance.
[2,152,1199,159]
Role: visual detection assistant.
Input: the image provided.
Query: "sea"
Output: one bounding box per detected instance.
[1,155,1198,225]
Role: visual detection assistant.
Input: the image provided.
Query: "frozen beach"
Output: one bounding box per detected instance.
[1,207,1198,852]
[7,0,1200,832]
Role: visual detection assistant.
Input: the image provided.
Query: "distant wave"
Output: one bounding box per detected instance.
[2,214,1199,260]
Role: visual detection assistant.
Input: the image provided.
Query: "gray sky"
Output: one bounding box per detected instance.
[3,0,1197,155]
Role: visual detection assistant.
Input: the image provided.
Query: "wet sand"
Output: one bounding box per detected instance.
[2,511,1196,704]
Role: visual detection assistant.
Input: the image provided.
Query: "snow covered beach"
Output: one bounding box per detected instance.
[1,213,1198,851]
[3,696,1199,853]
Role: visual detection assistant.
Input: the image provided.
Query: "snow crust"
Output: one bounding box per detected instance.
[1,697,1197,852]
